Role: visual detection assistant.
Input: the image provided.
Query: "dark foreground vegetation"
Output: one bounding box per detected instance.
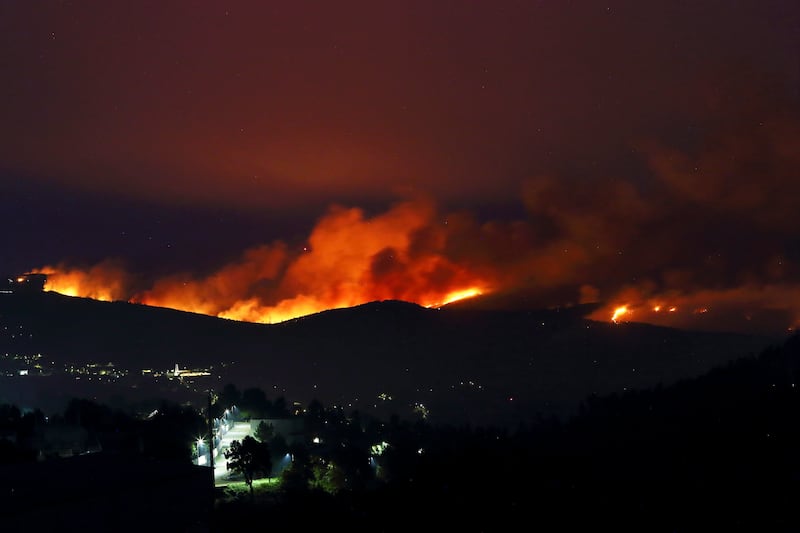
[2,333,800,531]
[219,333,800,531]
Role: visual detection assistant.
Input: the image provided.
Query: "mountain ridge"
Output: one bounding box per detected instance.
[0,291,781,426]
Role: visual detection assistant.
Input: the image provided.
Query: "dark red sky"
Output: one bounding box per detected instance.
[1,1,799,333]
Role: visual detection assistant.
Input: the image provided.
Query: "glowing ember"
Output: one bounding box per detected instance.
[611,305,630,323]
[654,304,678,313]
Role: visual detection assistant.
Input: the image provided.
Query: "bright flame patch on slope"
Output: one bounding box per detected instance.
[33,263,128,302]
[423,287,483,309]
[611,305,629,323]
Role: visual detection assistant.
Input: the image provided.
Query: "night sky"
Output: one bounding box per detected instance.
[1,1,798,334]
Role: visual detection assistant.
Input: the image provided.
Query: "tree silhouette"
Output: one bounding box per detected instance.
[219,383,242,409]
[241,388,271,419]
[255,420,274,442]
[280,442,313,492]
[269,396,290,418]
[224,435,272,501]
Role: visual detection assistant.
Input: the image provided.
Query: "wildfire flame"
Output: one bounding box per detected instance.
[611,305,629,323]
[609,301,687,325]
[33,261,128,302]
[424,287,483,309]
[33,200,492,324]
[652,304,677,313]
[27,189,800,335]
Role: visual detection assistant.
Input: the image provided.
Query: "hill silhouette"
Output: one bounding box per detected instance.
[0,291,779,426]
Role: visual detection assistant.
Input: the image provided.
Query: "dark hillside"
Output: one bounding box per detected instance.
[0,292,778,426]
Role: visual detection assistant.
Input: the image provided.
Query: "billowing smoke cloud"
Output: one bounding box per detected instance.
[36,198,495,323]
[586,112,800,334]
[33,110,800,335]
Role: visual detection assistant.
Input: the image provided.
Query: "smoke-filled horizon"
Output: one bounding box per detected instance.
[3,1,799,335]
[31,105,800,335]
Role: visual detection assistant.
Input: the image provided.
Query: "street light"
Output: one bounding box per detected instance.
[196,437,207,466]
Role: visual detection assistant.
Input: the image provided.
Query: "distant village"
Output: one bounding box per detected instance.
[2,272,216,389]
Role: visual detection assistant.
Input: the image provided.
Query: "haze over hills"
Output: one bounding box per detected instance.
[0,291,780,427]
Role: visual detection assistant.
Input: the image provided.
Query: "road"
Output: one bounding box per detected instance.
[212,420,252,486]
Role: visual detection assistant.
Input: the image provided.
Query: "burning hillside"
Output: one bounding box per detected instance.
[30,112,800,334]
